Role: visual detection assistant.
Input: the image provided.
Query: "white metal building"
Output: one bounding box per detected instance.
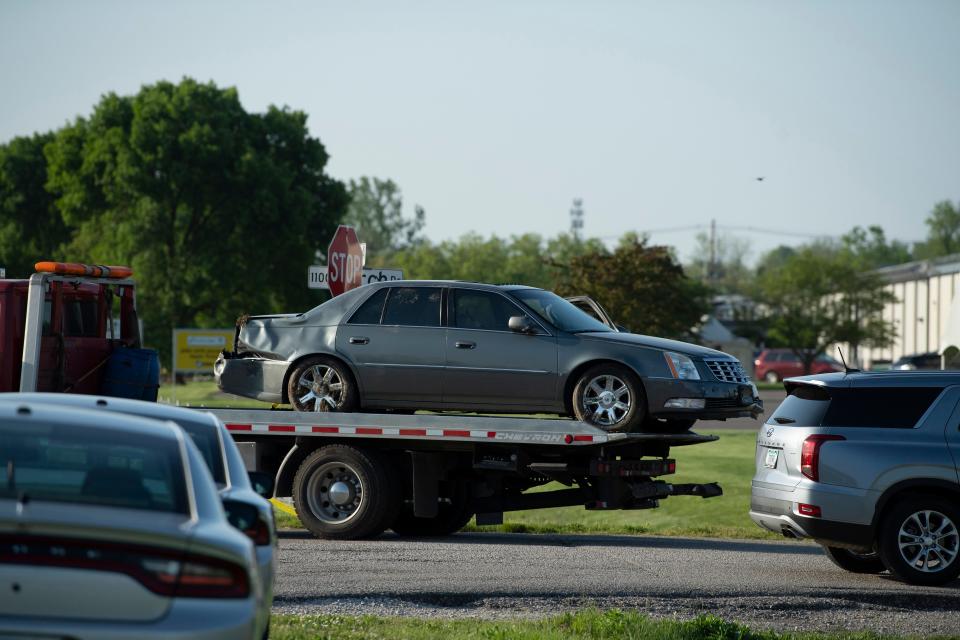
[860,254,960,367]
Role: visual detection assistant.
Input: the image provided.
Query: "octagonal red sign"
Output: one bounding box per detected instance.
[327,225,363,297]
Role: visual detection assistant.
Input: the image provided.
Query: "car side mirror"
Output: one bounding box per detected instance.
[508,315,534,334]
[248,471,275,499]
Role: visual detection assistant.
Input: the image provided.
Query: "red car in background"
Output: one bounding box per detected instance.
[754,348,843,383]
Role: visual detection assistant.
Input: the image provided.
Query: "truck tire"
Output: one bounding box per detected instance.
[287,356,358,413]
[572,363,646,432]
[392,482,473,537]
[877,496,960,586]
[821,546,885,574]
[292,445,399,540]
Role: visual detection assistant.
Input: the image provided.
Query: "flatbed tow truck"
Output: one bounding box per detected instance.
[9,263,725,540]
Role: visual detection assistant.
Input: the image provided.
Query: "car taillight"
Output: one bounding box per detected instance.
[0,535,249,599]
[800,434,845,482]
[175,556,250,598]
[243,515,272,546]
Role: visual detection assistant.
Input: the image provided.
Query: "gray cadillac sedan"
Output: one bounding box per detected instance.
[216,281,761,432]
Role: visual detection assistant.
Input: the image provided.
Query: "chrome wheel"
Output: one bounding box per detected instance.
[581,374,631,428]
[295,365,344,412]
[305,461,363,525]
[897,510,959,573]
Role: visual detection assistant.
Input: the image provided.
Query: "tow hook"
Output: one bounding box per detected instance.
[628,481,723,501]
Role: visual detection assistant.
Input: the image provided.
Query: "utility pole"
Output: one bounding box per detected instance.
[708,218,717,284]
[570,198,584,241]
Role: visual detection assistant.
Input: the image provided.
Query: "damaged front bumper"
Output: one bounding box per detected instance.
[214,351,290,404]
[644,378,763,421]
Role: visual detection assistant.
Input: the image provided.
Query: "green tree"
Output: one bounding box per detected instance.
[759,248,895,372]
[0,132,73,276]
[380,231,606,287]
[840,225,911,268]
[553,234,709,338]
[345,177,424,257]
[44,78,348,365]
[914,200,960,259]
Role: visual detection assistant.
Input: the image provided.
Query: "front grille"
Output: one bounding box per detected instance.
[706,397,742,409]
[705,359,749,384]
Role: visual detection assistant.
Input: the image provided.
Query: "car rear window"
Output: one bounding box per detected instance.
[768,385,943,428]
[348,288,388,325]
[1,421,189,514]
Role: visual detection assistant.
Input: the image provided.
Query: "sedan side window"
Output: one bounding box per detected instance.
[382,287,441,327]
[348,288,389,325]
[453,289,520,331]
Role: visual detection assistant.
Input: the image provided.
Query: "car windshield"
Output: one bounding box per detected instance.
[1,421,189,514]
[509,289,613,333]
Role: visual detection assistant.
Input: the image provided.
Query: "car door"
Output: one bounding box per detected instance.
[444,288,558,409]
[336,285,445,404]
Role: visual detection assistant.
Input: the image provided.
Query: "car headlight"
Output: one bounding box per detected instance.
[664,352,701,380]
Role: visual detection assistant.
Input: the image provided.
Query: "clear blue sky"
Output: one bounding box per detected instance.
[2,0,957,262]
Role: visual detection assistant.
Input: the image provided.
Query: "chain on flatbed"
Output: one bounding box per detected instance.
[205,408,718,447]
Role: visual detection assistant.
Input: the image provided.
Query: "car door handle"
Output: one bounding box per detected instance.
[455,341,476,349]
[349,337,369,345]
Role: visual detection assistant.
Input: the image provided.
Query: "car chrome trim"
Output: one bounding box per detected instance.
[446,365,551,374]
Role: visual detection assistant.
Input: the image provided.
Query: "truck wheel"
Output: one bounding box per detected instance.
[821,546,885,574]
[288,356,358,413]
[572,363,646,432]
[392,482,473,537]
[877,496,960,586]
[292,445,399,540]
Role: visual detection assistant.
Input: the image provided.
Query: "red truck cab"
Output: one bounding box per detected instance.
[0,263,143,394]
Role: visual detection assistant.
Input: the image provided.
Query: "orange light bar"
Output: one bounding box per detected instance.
[35,262,133,279]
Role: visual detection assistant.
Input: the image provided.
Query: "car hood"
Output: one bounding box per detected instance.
[577,331,733,359]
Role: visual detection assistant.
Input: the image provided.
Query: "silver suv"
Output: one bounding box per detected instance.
[750,371,960,586]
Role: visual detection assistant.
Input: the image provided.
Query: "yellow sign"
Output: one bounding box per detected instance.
[172,328,235,373]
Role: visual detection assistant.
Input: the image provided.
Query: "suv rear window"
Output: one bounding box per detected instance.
[769,385,943,428]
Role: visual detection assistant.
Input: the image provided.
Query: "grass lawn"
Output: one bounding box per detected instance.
[271,610,934,640]
[159,378,271,408]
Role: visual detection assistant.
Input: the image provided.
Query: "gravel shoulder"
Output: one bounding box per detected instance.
[272,531,960,636]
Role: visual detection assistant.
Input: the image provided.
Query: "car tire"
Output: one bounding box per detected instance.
[764,371,780,383]
[821,546,885,574]
[292,445,400,540]
[392,481,473,537]
[877,496,960,586]
[572,363,646,432]
[287,356,358,413]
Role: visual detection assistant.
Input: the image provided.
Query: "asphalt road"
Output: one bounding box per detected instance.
[272,531,960,635]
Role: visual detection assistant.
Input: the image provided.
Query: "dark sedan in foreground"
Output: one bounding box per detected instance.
[216,281,761,432]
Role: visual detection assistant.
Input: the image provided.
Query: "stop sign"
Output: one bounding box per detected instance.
[327,225,363,297]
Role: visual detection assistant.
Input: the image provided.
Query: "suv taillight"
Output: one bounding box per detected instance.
[800,435,845,482]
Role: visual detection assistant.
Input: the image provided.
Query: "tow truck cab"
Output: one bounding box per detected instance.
[0,263,143,394]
